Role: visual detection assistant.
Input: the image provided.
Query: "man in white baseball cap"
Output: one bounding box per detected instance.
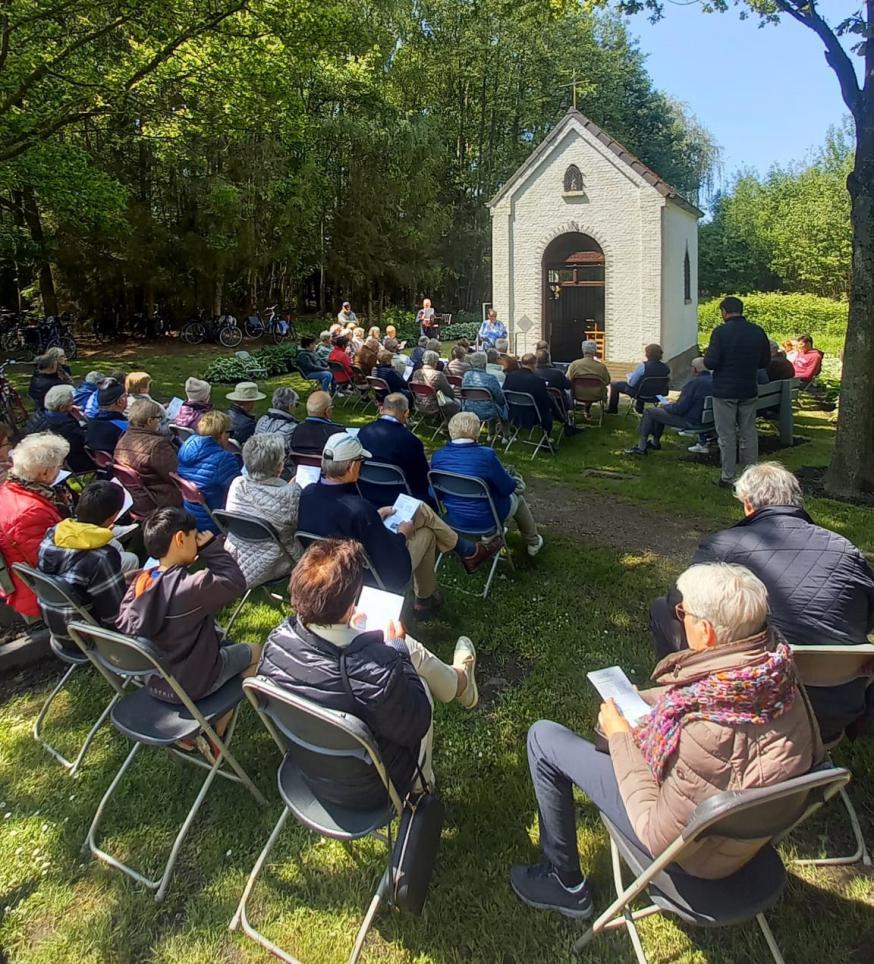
[226,381,265,446]
[297,432,499,617]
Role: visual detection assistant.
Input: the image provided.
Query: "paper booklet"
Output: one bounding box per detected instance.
[51,469,71,487]
[383,493,422,532]
[110,478,134,517]
[356,586,405,633]
[586,666,651,726]
[295,464,321,489]
[402,365,414,382]
[166,396,184,420]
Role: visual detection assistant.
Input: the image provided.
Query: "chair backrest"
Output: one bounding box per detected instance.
[635,375,670,400]
[358,460,412,496]
[328,360,347,374]
[13,562,97,627]
[86,447,113,470]
[67,618,163,683]
[111,462,159,513]
[460,387,493,404]
[789,643,874,688]
[212,508,291,561]
[170,424,194,443]
[243,675,403,815]
[290,450,323,468]
[366,375,390,395]
[428,469,502,538]
[169,471,205,505]
[571,375,606,403]
[294,530,386,590]
[504,390,541,421]
[409,381,435,398]
[547,386,569,420]
[446,374,463,389]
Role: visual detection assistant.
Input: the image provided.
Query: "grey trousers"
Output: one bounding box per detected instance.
[712,397,758,482]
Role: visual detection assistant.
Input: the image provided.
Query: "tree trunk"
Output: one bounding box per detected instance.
[212,273,223,317]
[21,186,58,316]
[825,116,874,497]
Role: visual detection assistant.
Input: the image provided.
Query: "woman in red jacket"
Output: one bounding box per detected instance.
[327,335,354,385]
[0,433,70,618]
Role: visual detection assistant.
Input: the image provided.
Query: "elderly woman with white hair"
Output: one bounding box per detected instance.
[0,433,71,617]
[38,384,93,471]
[225,433,301,587]
[512,561,822,919]
[73,369,105,412]
[461,350,508,424]
[410,350,460,418]
[255,386,300,473]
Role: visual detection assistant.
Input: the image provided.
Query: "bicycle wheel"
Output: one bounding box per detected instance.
[0,328,22,354]
[219,324,243,348]
[182,321,206,345]
[272,323,289,344]
[2,386,28,430]
[60,335,78,360]
[244,318,263,339]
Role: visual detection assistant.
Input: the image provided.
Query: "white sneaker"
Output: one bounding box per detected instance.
[688,443,710,454]
[453,636,478,709]
[527,534,544,557]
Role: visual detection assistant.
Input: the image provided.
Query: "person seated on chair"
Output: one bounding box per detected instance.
[649,463,874,741]
[38,481,138,655]
[484,348,507,385]
[28,352,69,412]
[83,369,125,419]
[296,336,334,392]
[0,433,71,619]
[606,343,670,414]
[177,411,241,534]
[114,399,182,516]
[36,385,93,472]
[357,393,436,508]
[447,344,471,378]
[289,391,345,457]
[410,350,460,419]
[258,538,479,804]
[255,387,300,473]
[373,349,413,404]
[792,334,824,384]
[85,378,128,454]
[297,433,498,618]
[175,377,213,430]
[225,434,301,588]
[758,340,795,385]
[461,351,508,426]
[511,562,823,920]
[624,357,712,458]
[328,335,354,387]
[225,381,265,446]
[315,330,333,363]
[73,370,105,413]
[566,340,609,415]
[337,301,357,326]
[116,507,260,713]
[409,336,429,371]
[349,326,365,355]
[354,336,380,379]
[424,338,444,369]
[478,308,507,349]
[124,371,167,425]
[495,338,519,375]
[431,412,543,557]
[534,349,571,394]
[503,353,554,436]
[384,336,410,365]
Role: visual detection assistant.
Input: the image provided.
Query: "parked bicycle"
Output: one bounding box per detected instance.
[181,310,243,348]
[0,359,29,431]
[243,304,295,343]
[0,313,77,361]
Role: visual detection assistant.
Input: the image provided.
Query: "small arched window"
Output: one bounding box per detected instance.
[683,245,692,304]
[563,164,584,194]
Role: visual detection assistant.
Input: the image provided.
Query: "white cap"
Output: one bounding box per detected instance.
[323,432,372,461]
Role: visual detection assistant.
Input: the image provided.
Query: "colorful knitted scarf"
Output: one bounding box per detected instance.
[632,641,797,783]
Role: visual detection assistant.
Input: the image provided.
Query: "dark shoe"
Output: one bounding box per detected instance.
[462,536,502,573]
[623,446,647,457]
[712,478,735,489]
[510,862,594,920]
[645,439,661,451]
[413,590,443,619]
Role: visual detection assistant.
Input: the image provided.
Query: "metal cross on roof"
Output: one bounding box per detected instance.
[559,69,579,110]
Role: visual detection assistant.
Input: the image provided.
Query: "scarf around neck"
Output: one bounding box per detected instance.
[632,634,797,783]
[8,471,65,509]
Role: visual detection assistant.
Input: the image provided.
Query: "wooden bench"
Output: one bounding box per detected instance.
[673,378,802,447]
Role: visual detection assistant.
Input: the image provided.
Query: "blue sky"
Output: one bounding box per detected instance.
[626,8,857,185]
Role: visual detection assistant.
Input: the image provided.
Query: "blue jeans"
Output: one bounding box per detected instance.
[307,371,333,392]
[527,720,646,877]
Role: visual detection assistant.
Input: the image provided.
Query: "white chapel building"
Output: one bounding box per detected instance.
[488,109,702,372]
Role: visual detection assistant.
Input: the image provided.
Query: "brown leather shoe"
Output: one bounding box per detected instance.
[461,536,502,573]
[413,590,444,619]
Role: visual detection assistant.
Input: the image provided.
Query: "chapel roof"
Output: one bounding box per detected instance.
[488,108,703,218]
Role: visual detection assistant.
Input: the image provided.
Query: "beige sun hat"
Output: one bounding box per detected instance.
[226,381,266,402]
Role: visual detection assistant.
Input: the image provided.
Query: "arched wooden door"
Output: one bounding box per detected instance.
[542,233,605,361]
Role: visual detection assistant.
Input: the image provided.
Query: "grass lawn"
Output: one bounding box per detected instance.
[1,343,872,963]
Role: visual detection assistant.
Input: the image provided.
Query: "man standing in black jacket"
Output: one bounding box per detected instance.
[703,296,770,488]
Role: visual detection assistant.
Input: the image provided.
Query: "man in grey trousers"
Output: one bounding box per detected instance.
[703,297,770,488]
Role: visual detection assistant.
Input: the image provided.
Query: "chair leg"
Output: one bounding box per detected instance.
[222,588,252,638]
[793,786,871,867]
[756,914,786,964]
[349,867,389,964]
[481,550,502,599]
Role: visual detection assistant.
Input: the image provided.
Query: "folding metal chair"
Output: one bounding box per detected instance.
[13,563,125,776]
[294,530,387,590]
[289,449,323,468]
[428,469,513,599]
[169,424,194,445]
[357,460,412,508]
[212,509,295,635]
[229,677,406,964]
[111,461,160,522]
[365,376,391,411]
[328,361,356,406]
[546,387,570,450]
[503,390,556,459]
[571,377,606,427]
[169,471,226,533]
[573,767,851,963]
[350,364,376,412]
[85,446,114,471]
[459,387,501,445]
[446,373,463,398]
[788,643,874,866]
[409,382,450,441]
[66,619,266,901]
[624,375,670,418]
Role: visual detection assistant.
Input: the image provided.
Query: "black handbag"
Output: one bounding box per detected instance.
[339,652,444,914]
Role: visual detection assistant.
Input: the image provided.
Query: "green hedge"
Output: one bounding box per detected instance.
[698,293,847,357]
[202,343,300,383]
[441,321,480,341]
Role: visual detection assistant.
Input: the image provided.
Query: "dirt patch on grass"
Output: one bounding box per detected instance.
[795,465,874,508]
[525,478,705,562]
[476,655,532,710]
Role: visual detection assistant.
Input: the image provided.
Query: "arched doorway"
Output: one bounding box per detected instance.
[542,233,605,362]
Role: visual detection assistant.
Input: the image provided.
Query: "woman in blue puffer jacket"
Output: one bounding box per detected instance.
[176,410,241,533]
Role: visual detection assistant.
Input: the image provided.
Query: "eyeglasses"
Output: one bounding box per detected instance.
[675,603,699,622]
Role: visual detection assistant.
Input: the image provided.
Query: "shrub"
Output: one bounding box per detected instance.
[698,292,847,357]
[202,344,300,383]
[381,306,418,341]
[441,321,480,341]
